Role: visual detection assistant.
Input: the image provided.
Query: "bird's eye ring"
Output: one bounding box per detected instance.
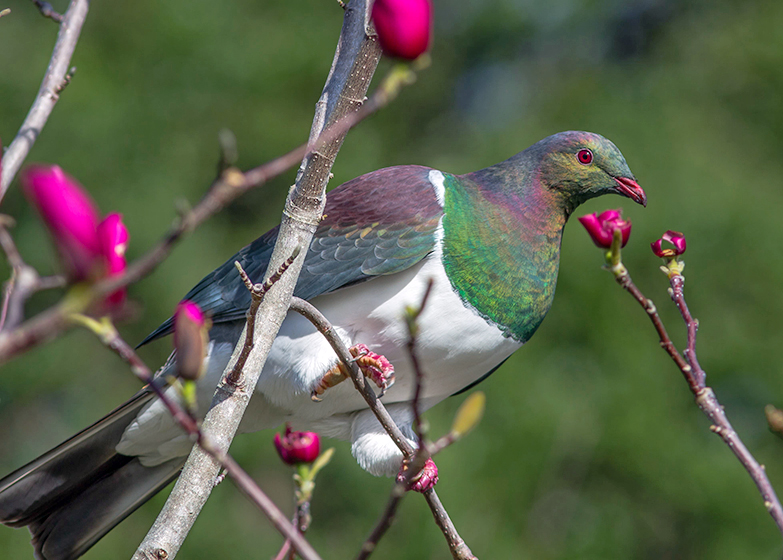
[577,149,593,165]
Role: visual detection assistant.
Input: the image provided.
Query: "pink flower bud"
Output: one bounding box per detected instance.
[577,209,632,249]
[371,0,432,60]
[22,165,103,281]
[651,230,686,258]
[97,213,130,306]
[274,425,320,465]
[173,300,209,381]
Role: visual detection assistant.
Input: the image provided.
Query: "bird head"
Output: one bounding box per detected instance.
[532,131,646,213]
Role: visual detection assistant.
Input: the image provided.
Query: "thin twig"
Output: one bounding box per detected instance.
[0,61,416,365]
[0,219,65,330]
[289,295,477,560]
[1,0,89,198]
[228,249,300,386]
[133,4,382,557]
[667,272,783,532]
[422,489,476,559]
[406,278,434,444]
[31,0,63,22]
[612,269,699,393]
[356,479,407,560]
[356,447,434,560]
[289,297,414,456]
[273,539,292,560]
[71,316,322,560]
[612,262,783,535]
[668,275,705,387]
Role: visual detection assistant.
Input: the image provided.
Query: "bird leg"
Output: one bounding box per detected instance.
[311,343,395,401]
[397,457,439,492]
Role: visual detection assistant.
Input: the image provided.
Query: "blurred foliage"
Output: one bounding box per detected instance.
[1,0,783,558]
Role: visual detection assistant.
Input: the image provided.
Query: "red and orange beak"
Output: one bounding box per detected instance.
[614,176,647,207]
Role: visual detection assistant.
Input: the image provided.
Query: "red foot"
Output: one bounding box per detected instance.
[397,457,439,492]
[311,344,395,401]
[352,344,395,396]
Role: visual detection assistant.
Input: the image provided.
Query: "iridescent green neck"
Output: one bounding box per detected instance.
[440,170,567,342]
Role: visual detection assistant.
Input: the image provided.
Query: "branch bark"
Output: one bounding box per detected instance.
[0,38,409,365]
[132,3,381,558]
[611,258,783,536]
[0,0,89,200]
[289,297,477,560]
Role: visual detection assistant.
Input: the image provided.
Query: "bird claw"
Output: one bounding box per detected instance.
[397,457,439,493]
[310,344,394,401]
[351,344,395,395]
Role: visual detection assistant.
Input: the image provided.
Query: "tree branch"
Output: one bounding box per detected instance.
[0,43,415,365]
[69,315,322,560]
[132,3,382,558]
[289,296,477,560]
[31,0,64,22]
[0,0,89,200]
[0,216,66,331]
[612,261,783,535]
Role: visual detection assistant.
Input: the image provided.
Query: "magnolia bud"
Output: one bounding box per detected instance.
[274,425,320,465]
[173,300,209,381]
[651,230,686,258]
[371,0,432,60]
[22,165,103,281]
[97,213,130,306]
[578,209,632,249]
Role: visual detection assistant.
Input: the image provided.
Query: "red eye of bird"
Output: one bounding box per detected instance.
[577,149,593,165]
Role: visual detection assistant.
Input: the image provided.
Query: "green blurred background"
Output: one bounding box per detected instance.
[1,0,782,558]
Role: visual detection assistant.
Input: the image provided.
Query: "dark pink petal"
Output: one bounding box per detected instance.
[578,209,631,249]
[173,300,208,381]
[652,230,686,257]
[662,230,686,254]
[274,424,321,465]
[650,238,665,257]
[97,213,130,306]
[22,165,102,281]
[273,432,293,464]
[371,0,432,60]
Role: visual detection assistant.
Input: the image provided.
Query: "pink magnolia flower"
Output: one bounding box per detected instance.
[274,425,320,465]
[651,230,686,258]
[22,165,103,281]
[173,300,209,381]
[97,213,130,306]
[371,0,432,60]
[577,209,632,249]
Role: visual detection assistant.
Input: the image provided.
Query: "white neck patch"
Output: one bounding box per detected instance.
[428,169,446,208]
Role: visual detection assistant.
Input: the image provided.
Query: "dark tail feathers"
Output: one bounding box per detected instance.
[0,390,184,560]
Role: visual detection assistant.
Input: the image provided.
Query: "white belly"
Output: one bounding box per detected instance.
[254,247,522,421]
[119,248,522,465]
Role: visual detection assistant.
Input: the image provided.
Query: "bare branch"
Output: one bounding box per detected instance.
[132,2,382,558]
[31,0,63,22]
[0,54,416,364]
[0,217,65,331]
[70,316,322,560]
[422,490,476,559]
[610,259,783,535]
[226,249,300,386]
[0,0,89,199]
[667,273,783,532]
[289,296,477,560]
[405,278,434,444]
[289,297,414,456]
